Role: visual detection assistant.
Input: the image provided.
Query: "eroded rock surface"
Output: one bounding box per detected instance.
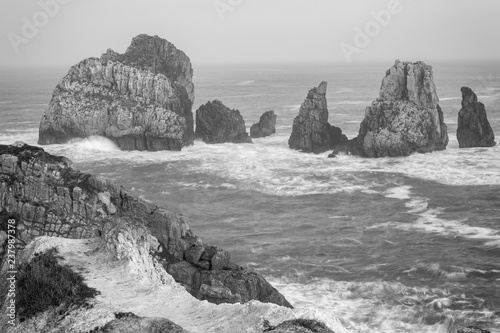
[251,110,277,138]
[195,100,252,144]
[0,143,291,308]
[457,87,496,148]
[333,60,449,157]
[38,34,195,151]
[288,81,347,153]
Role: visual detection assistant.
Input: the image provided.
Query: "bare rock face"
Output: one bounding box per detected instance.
[264,319,335,333]
[38,34,195,151]
[457,87,496,148]
[288,81,347,153]
[0,143,291,308]
[250,110,277,138]
[195,100,252,144]
[334,60,449,157]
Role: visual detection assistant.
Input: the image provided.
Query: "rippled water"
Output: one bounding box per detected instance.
[1,62,499,332]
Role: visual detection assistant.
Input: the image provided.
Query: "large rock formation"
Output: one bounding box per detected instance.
[333,60,449,157]
[288,81,347,153]
[38,34,195,151]
[195,100,252,144]
[0,143,291,308]
[250,111,277,138]
[457,87,496,148]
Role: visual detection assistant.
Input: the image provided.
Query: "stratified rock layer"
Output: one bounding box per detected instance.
[457,87,496,148]
[38,34,195,151]
[250,110,277,138]
[334,60,449,157]
[288,81,347,153]
[195,100,252,144]
[0,143,291,308]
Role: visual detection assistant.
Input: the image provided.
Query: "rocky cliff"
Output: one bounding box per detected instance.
[288,82,347,153]
[195,100,252,144]
[333,60,449,157]
[457,87,496,148]
[251,111,277,138]
[38,34,195,151]
[0,143,290,308]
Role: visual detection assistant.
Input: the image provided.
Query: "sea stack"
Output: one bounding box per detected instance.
[195,100,252,144]
[38,34,195,151]
[250,110,277,138]
[334,60,449,157]
[288,81,347,153]
[457,87,496,148]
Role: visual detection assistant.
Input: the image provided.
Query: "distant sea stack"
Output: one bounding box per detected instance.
[457,87,496,148]
[288,81,347,153]
[195,100,252,144]
[334,60,449,157]
[250,110,277,138]
[0,143,291,308]
[38,34,195,151]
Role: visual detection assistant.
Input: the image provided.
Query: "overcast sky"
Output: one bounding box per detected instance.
[1,0,499,68]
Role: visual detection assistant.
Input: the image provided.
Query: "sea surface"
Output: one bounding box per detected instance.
[0,61,499,333]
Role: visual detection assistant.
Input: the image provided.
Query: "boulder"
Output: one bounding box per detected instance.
[288,81,347,153]
[250,110,277,138]
[0,143,291,308]
[195,100,252,144]
[333,60,449,157]
[264,319,335,333]
[457,87,496,147]
[38,34,195,151]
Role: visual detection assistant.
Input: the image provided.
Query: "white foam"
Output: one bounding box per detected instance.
[268,277,497,333]
[384,186,412,200]
[69,136,120,152]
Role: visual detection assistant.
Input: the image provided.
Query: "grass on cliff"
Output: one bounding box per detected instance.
[15,247,100,321]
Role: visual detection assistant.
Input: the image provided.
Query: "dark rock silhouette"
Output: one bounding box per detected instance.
[250,110,277,138]
[38,34,194,151]
[195,100,252,144]
[457,87,496,148]
[288,81,347,153]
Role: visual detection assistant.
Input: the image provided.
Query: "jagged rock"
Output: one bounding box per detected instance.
[457,327,491,333]
[264,319,335,333]
[288,81,347,153]
[250,110,277,138]
[0,143,291,308]
[457,87,496,148]
[195,100,252,144]
[38,34,195,151]
[333,60,449,157]
[99,312,187,333]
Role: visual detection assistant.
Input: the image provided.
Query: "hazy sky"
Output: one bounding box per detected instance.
[1,0,499,68]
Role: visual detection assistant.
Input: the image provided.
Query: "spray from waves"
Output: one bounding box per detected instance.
[268,276,498,333]
[67,136,120,151]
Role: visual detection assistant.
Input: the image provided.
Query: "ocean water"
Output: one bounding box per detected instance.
[1,62,499,333]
